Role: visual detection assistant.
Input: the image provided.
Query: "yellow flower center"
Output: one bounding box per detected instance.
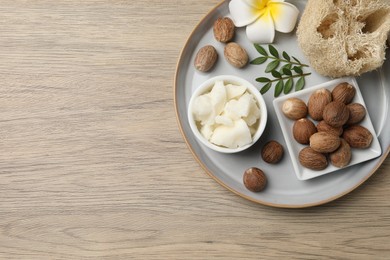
[252,0,281,21]
[252,0,268,10]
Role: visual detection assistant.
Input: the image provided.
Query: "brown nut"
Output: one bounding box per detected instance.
[194,45,218,72]
[213,17,235,43]
[346,103,366,125]
[332,82,356,104]
[224,42,248,68]
[330,139,351,168]
[261,140,284,164]
[299,147,328,170]
[282,98,308,120]
[293,118,317,144]
[307,88,332,121]
[310,132,341,153]
[323,101,350,127]
[343,125,373,148]
[243,167,267,192]
[316,120,343,136]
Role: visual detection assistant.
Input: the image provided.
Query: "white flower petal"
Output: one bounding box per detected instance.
[246,10,275,43]
[269,2,299,33]
[243,0,267,9]
[229,0,261,27]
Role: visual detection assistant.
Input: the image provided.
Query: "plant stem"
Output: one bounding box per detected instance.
[263,56,309,67]
[268,73,311,82]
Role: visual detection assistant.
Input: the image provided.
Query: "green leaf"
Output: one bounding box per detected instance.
[271,70,281,78]
[282,51,290,61]
[250,56,268,65]
[296,77,305,91]
[260,82,272,94]
[282,68,292,76]
[292,56,301,64]
[251,45,311,96]
[254,44,267,56]
[269,45,279,58]
[256,77,270,83]
[282,63,292,70]
[284,78,293,94]
[265,60,280,73]
[274,80,284,97]
[293,66,303,74]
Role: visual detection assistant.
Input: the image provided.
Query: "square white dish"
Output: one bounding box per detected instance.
[273,77,382,181]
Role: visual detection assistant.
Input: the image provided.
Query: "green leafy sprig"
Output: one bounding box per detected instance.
[250,44,311,97]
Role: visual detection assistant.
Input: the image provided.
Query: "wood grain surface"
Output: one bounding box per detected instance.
[0,0,389,259]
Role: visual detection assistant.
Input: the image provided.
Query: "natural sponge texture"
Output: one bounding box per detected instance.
[297,0,390,78]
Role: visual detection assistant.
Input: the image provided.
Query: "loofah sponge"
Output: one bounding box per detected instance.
[297,0,390,78]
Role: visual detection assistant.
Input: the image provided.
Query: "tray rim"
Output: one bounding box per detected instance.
[173,0,390,208]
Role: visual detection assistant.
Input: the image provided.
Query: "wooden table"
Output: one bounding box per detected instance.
[0,1,389,259]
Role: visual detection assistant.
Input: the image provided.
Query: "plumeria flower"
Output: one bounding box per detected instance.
[229,0,299,43]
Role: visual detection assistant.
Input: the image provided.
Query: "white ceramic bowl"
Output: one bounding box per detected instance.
[188,75,267,153]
